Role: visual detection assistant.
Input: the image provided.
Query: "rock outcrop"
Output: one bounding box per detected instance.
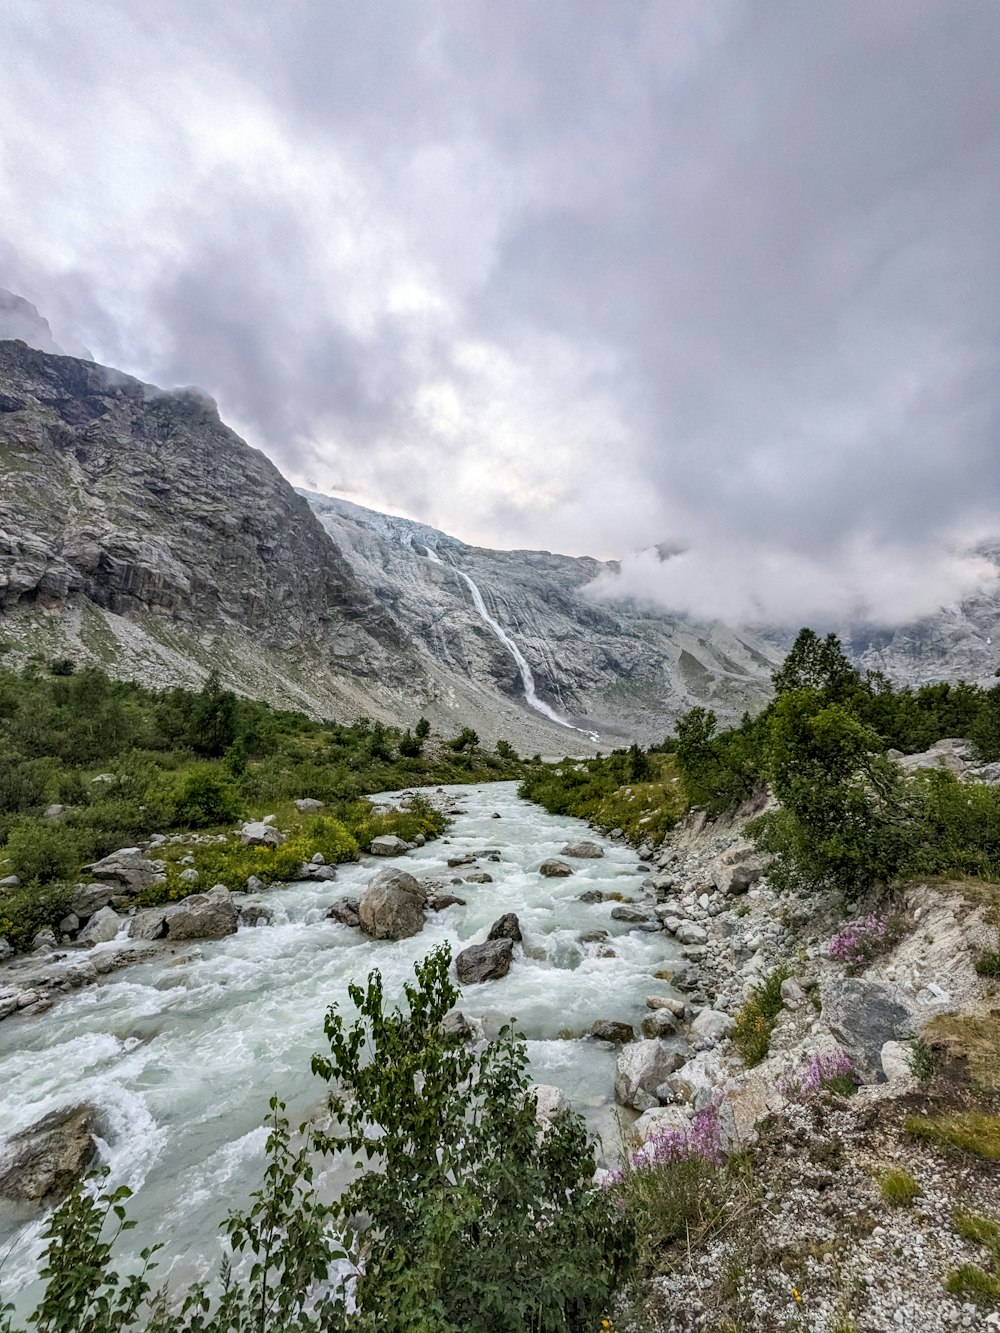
[0,1104,98,1204]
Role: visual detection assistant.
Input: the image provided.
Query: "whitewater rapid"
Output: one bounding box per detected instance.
[423,547,598,740]
[0,783,678,1311]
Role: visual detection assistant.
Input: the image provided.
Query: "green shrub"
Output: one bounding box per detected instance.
[732,965,792,1067]
[0,882,72,952]
[2,819,84,885]
[172,767,243,828]
[878,1168,921,1206]
[447,725,479,752]
[975,950,1000,977]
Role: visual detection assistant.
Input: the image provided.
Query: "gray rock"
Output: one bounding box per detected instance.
[611,905,655,923]
[128,908,169,941]
[245,875,268,893]
[370,835,411,857]
[822,978,917,1080]
[31,929,57,953]
[646,995,686,1017]
[689,1008,734,1043]
[0,938,12,963]
[43,804,64,819]
[428,893,466,911]
[359,868,425,940]
[528,1083,570,1126]
[641,1010,679,1038]
[0,875,21,890]
[327,896,361,928]
[178,868,200,885]
[0,1104,98,1204]
[615,1040,683,1112]
[539,859,572,878]
[165,886,239,942]
[464,871,494,884]
[441,1010,473,1041]
[578,889,604,903]
[779,978,806,1009]
[447,853,478,868]
[69,882,117,920]
[560,841,604,859]
[80,906,122,944]
[239,821,286,848]
[880,1039,916,1083]
[294,798,325,813]
[675,921,708,946]
[58,913,80,936]
[238,902,273,928]
[455,937,513,984]
[591,1018,635,1044]
[487,913,522,943]
[86,847,160,894]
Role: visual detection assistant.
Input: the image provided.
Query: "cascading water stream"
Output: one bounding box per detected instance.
[424,546,598,741]
[0,783,679,1312]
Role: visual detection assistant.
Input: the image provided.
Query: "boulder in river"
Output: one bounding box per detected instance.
[359,869,426,939]
[80,906,122,944]
[370,835,410,857]
[129,907,169,941]
[539,859,572,878]
[455,937,513,984]
[428,893,466,911]
[327,896,362,928]
[590,1018,635,1044]
[0,1104,98,1204]
[641,1009,678,1039]
[165,886,239,941]
[464,871,493,884]
[487,913,522,943]
[441,1010,474,1041]
[560,841,604,859]
[528,1083,570,1127]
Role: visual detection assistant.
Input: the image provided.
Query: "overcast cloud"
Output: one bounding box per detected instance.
[1,1,998,623]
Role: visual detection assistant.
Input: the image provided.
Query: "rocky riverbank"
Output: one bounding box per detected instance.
[573,765,1000,1330]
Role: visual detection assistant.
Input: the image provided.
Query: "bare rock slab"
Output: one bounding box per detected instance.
[0,1104,98,1204]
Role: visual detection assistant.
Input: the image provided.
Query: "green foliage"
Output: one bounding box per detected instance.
[9,1175,160,1333]
[878,1168,921,1206]
[906,1112,1000,1160]
[414,716,431,740]
[48,657,77,677]
[520,751,687,844]
[0,881,72,951]
[976,950,1000,977]
[0,951,631,1332]
[945,1264,1000,1306]
[189,671,239,757]
[907,1038,939,1080]
[396,728,423,758]
[447,725,479,752]
[771,628,862,702]
[171,767,243,829]
[310,944,629,1331]
[496,738,517,761]
[673,707,761,814]
[732,965,791,1068]
[2,819,83,885]
[614,1154,724,1277]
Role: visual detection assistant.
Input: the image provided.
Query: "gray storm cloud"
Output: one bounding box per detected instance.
[0,0,998,624]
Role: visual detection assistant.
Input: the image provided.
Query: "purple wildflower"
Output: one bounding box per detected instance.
[827,914,890,968]
[626,1105,724,1174]
[783,1048,859,1100]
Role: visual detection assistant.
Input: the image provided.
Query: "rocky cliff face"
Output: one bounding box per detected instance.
[0,339,425,720]
[305,493,782,745]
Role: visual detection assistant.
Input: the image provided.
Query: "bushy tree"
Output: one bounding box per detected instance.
[172,767,243,829]
[414,717,431,740]
[397,728,423,758]
[189,672,239,758]
[447,726,479,752]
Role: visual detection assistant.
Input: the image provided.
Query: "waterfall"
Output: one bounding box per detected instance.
[424,546,597,740]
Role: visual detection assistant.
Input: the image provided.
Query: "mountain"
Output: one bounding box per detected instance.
[304,492,782,744]
[1,294,996,752]
[0,338,428,723]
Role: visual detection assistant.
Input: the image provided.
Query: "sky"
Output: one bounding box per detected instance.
[1,1,998,625]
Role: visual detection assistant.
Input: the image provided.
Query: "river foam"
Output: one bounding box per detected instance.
[0,782,678,1308]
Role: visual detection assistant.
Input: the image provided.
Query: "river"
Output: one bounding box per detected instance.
[0,781,679,1311]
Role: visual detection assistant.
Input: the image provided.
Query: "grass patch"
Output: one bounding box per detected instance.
[878,1168,921,1207]
[976,950,1000,977]
[955,1210,1000,1250]
[946,1264,1000,1306]
[732,964,792,1068]
[907,1037,938,1081]
[905,1112,1000,1160]
[519,752,688,845]
[921,1013,1000,1095]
